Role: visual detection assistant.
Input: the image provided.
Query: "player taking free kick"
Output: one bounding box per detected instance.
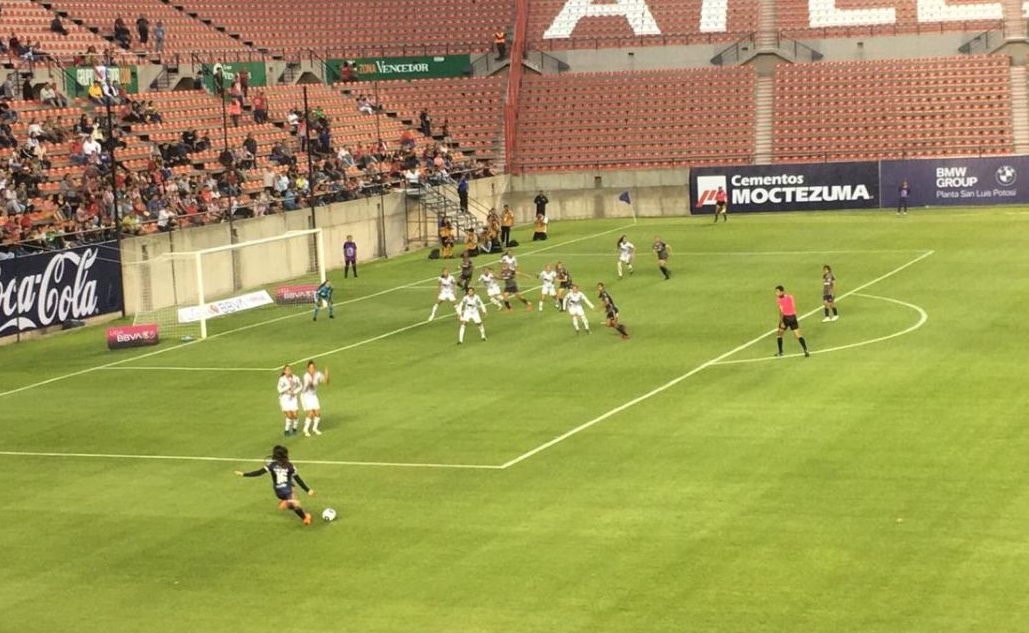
[235,445,315,525]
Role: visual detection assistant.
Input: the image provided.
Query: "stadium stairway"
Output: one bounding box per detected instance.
[1012,65,1029,153]
[1003,0,1028,39]
[753,76,774,164]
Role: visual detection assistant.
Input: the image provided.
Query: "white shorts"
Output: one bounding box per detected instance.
[567,305,586,318]
[619,253,633,264]
[461,310,482,324]
[438,289,456,302]
[279,395,298,413]
[301,393,321,411]
[487,285,502,299]
[541,283,557,297]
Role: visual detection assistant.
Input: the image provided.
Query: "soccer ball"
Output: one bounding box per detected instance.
[321,508,337,522]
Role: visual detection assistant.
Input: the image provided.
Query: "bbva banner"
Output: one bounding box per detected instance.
[0,242,123,337]
[690,162,880,213]
[880,155,1029,208]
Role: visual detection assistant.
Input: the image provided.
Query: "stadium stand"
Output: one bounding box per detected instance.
[0,0,112,63]
[513,67,756,171]
[361,77,505,163]
[527,0,759,49]
[173,0,514,56]
[777,0,1004,38]
[45,0,251,56]
[773,55,1013,162]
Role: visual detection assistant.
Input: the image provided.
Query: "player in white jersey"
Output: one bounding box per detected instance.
[457,287,488,344]
[537,264,559,312]
[300,360,329,436]
[478,267,505,310]
[500,249,518,272]
[428,268,460,321]
[562,284,595,334]
[616,235,635,279]
[277,365,302,436]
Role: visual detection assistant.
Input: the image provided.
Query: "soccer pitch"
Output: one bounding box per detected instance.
[3,209,1029,633]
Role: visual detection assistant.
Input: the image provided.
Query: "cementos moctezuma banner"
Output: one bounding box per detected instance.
[0,242,123,337]
[690,162,880,213]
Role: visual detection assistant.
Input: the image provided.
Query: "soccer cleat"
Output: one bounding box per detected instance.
[774,352,783,357]
[831,315,839,321]
[804,350,810,357]
[822,317,831,323]
[329,314,334,319]
[621,334,630,340]
[284,430,290,437]
[278,500,289,511]
[303,513,312,525]
[481,336,487,342]
[304,431,311,437]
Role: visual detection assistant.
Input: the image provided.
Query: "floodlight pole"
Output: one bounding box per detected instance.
[104,97,126,317]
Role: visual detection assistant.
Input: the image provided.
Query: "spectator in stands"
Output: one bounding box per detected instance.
[457,173,469,213]
[441,119,450,139]
[50,16,69,37]
[113,17,131,49]
[419,109,432,137]
[227,97,242,127]
[39,82,67,107]
[101,80,119,105]
[242,133,258,159]
[494,28,507,60]
[0,121,15,148]
[213,65,225,96]
[534,190,549,216]
[237,67,249,99]
[252,90,268,123]
[229,77,242,103]
[0,74,14,101]
[136,16,150,46]
[21,77,33,101]
[143,101,162,123]
[357,96,373,115]
[87,80,104,105]
[154,20,165,53]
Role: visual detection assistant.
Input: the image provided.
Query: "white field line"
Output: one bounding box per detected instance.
[0,224,633,398]
[499,251,935,469]
[102,366,273,372]
[519,249,932,257]
[713,293,928,366]
[0,450,502,470]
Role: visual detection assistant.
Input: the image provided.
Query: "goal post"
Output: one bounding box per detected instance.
[126,229,326,341]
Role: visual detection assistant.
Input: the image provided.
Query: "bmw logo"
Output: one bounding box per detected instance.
[996,165,1017,186]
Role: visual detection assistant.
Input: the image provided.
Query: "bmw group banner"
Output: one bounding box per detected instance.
[0,242,123,337]
[880,156,1029,208]
[690,162,880,213]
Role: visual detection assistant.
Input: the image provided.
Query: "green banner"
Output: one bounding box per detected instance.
[63,65,139,98]
[201,61,268,93]
[327,55,471,82]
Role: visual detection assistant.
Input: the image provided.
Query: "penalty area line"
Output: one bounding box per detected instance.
[0,450,504,470]
[499,250,935,469]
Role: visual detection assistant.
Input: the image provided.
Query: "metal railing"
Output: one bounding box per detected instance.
[959,24,1007,55]
[711,33,757,66]
[522,50,569,74]
[774,34,824,62]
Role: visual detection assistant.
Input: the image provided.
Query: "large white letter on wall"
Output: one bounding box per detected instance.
[917,0,1002,22]
[543,0,662,39]
[808,0,895,28]
[699,0,728,33]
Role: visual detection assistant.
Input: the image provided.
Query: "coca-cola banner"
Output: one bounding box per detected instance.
[107,324,159,349]
[0,242,123,337]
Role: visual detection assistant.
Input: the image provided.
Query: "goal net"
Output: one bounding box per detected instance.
[125,229,326,340]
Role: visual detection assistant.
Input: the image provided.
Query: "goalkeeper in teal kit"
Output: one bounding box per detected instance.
[313,280,334,320]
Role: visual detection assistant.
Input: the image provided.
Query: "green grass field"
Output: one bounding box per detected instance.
[3,208,1029,633]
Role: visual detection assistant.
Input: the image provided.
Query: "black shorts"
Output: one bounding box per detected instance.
[823,294,834,303]
[656,251,668,260]
[715,202,726,212]
[504,282,518,293]
[605,308,618,320]
[559,281,572,290]
[780,315,799,330]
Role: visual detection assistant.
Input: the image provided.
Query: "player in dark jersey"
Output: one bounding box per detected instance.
[458,252,474,291]
[555,261,572,310]
[235,445,315,525]
[653,236,670,280]
[313,280,334,321]
[821,265,838,322]
[500,264,533,312]
[597,282,629,339]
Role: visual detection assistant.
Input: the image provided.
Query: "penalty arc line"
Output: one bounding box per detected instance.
[0,224,633,398]
[0,450,503,470]
[499,250,935,469]
[712,293,928,365]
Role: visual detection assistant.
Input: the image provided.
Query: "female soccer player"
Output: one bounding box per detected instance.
[478,267,506,310]
[653,236,671,280]
[301,361,329,436]
[313,280,334,321]
[500,264,533,312]
[775,285,810,357]
[235,445,315,525]
[277,365,301,436]
[555,261,572,309]
[538,264,559,312]
[597,282,629,339]
[458,252,474,291]
[457,287,488,344]
[500,249,518,272]
[616,235,635,279]
[562,283,595,334]
[429,268,459,321]
[822,265,839,322]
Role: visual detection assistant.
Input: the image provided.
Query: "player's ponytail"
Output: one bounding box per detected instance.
[272,445,290,467]
[616,235,625,247]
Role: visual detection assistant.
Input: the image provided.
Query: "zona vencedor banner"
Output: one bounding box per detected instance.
[327,55,471,82]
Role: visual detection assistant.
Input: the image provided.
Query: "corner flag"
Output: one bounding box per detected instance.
[618,191,631,204]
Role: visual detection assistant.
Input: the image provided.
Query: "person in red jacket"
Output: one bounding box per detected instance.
[714,186,727,223]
